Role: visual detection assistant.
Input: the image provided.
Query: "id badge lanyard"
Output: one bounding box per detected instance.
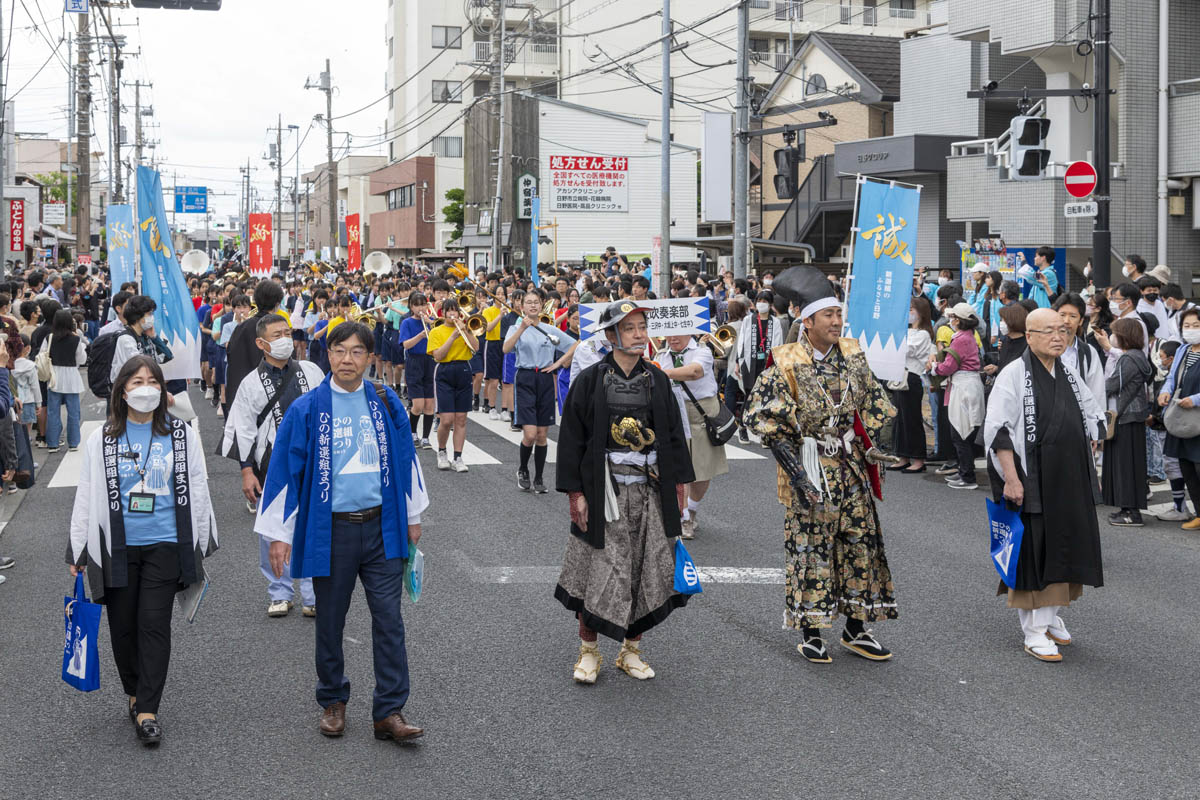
[123,434,157,514]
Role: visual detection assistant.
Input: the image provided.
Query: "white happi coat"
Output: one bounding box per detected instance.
[220,359,327,471]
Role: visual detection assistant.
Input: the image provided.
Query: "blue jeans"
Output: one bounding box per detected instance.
[1146,428,1166,480]
[259,535,315,606]
[45,390,81,449]
[312,516,410,721]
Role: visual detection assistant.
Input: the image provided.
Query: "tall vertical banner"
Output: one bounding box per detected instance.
[529,196,540,286]
[346,213,361,271]
[106,204,136,287]
[9,200,24,253]
[844,176,921,383]
[248,213,273,277]
[135,166,201,381]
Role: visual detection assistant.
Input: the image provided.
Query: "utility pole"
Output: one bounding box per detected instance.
[490,0,507,271]
[1,0,7,274]
[133,80,147,166]
[66,32,74,239]
[323,61,336,259]
[273,113,283,265]
[658,0,671,296]
[304,177,312,255]
[75,13,92,263]
[1093,0,1112,285]
[733,0,749,279]
[96,3,124,204]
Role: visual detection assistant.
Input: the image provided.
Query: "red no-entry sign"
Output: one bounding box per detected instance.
[1064,161,1097,198]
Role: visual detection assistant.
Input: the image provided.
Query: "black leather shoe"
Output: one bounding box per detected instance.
[134,716,163,746]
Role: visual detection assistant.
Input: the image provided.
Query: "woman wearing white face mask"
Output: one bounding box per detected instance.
[735,289,783,401]
[1158,307,1200,530]
[67,354,218,746]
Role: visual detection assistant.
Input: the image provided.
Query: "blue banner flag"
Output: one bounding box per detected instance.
[105,204,136,289]
[986,498,1025,589]
[529,195,540,286]
[845,177,921,382]
[136,165,200,381]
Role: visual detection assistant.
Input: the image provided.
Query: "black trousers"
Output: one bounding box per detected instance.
[1179,458,1200,516]
[951,424,980,482]
[104,543,180,715]
[890,373,926,460]
[932,388,955,461]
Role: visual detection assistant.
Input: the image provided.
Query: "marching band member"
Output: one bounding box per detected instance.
[255,321,429,744]
[744,266,899,664]
[502,288,576,493]
[219,313,325,617]
[399,293,436,449]
[427,297,478,472]
[554,301,694,684]
[654,333,728,540]
[481,287,505,418]
[499,288,523,426]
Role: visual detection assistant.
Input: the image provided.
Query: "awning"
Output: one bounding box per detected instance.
[36,223,75,243]
[412,251,465,261]
[670,236,816,260]
[459,223,512,249]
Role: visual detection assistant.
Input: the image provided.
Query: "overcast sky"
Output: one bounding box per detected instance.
[7,0,389,226]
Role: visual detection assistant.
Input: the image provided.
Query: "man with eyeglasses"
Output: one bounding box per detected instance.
[256,320,430,744]
[983,308,1106,663]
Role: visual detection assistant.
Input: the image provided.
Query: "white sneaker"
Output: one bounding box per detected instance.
[267,599,293,618]
[452,457,469,473]
[420,438,432,450]
[204,387,213,400]
[216,406,224,418]
[500,410,511,422]
[436,451,451,470]
[488,407,500,421]
[246,499,257,514]
[615,640,655,679]
[1157,507,1192,522]
[0,574,6,585]
[573,642,602,684]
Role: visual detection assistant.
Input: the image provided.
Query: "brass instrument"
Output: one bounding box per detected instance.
[465,313,487,336]
[475,284,559,345]
[701,324,737,358]
[539,299,557,325]
[457,291,477,314]
[350,303,378,330]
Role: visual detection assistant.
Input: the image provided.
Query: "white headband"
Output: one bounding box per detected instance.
[800,296,841,320]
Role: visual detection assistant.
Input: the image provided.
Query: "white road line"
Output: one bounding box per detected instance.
[467,411,558,462]
[450,549,783,584]
[48,421,104,488]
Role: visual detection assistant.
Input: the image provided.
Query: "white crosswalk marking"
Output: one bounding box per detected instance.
[47,421,104,488]
[467,411,558,462]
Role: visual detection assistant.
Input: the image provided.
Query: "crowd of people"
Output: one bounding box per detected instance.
[0,242,1184,745]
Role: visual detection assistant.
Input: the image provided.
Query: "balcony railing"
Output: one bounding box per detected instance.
[762,2,929,32]
[475,39,558,67]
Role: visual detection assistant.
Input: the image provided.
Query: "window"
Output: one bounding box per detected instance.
[432,80,463,103]
[432,25,462,49]
[888,0,915,17]
[749,37,769,64]
[806,73,827,96]
[386,184,415,210]
[530,79,558,99]
[750,0,769,7]
[432,136,463,158]
[474,78,491,99]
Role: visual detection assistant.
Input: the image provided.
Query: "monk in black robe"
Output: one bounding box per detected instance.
[984,308,1106,662]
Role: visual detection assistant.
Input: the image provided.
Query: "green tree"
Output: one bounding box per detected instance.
[443,187,464,243]
[34,172,77,216]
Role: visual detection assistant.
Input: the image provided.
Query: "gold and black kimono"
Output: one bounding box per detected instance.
[744,335,899,631]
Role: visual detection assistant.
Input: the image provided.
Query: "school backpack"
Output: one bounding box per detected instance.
[87,328,127,399]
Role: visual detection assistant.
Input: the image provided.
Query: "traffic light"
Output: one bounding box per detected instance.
[129,1,222,9]
[773,145,803,200]
[1009,115,1051,180]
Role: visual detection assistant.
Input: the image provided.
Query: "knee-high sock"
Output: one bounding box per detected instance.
[409,412,419,434]
[1171,477,1187,512]
[534,444,548,481]
[519,443,532,472]
[421,414,435,438]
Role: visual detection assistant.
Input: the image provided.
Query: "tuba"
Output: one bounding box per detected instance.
[362,251,392,275]
[180,249,210,275]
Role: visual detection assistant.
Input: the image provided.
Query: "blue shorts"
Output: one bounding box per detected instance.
[387,329,405,364]
[406,352,435,400]
[373,327,386,356]
[469,346,484,375]
[502,351,517,384]
[515,368,556,427]
[211,347,228,384]
[484,339,503,380]
[435,361,473,414]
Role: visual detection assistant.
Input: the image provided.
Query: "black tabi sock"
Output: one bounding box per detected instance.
[409,412,420,434]
[844,617,865,637]
[519,444,532,472]
[421,415,435,438]
[534,444,547,481]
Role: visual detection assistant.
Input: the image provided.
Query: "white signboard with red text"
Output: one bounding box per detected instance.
[547,154,629,213]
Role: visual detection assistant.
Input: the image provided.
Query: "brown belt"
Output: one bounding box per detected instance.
[332,506,382,523]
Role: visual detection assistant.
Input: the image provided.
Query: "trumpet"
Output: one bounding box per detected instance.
[539,299,557,325]
[701,324,737,358]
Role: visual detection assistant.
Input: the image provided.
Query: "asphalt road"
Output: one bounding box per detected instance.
[1,384,1197,800]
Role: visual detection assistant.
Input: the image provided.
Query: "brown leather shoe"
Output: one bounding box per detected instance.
[372,712,424,743]
[319,702,346,737]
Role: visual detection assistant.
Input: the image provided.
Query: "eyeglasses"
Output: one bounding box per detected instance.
[1027,327,1072,338]
[329,347,369,358]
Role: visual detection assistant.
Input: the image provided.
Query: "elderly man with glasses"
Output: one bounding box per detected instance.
[983,308,1106,663]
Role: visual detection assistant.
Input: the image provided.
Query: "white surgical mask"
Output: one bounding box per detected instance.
[937,277,949,286]
[1183,329,1200,345]
[268,338,295,360]
[141,313,155,330]
[126,385,162,414]
[908,310,918,325]
[756,301,770,314]
[1110,301,1123,316]
[998,320,1009,337]
[763,277,773,286]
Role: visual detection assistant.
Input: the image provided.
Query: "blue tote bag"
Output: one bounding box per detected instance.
[673,539,703,596]
[62,574,102,692]
[986,498,1024,589]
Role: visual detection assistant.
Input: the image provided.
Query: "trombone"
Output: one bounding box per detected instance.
[455,289,488,337]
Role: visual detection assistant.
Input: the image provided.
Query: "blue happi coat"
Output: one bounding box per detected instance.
[254,374,428,578]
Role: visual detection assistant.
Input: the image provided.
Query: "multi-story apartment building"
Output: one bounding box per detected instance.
[383,0,936,257]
